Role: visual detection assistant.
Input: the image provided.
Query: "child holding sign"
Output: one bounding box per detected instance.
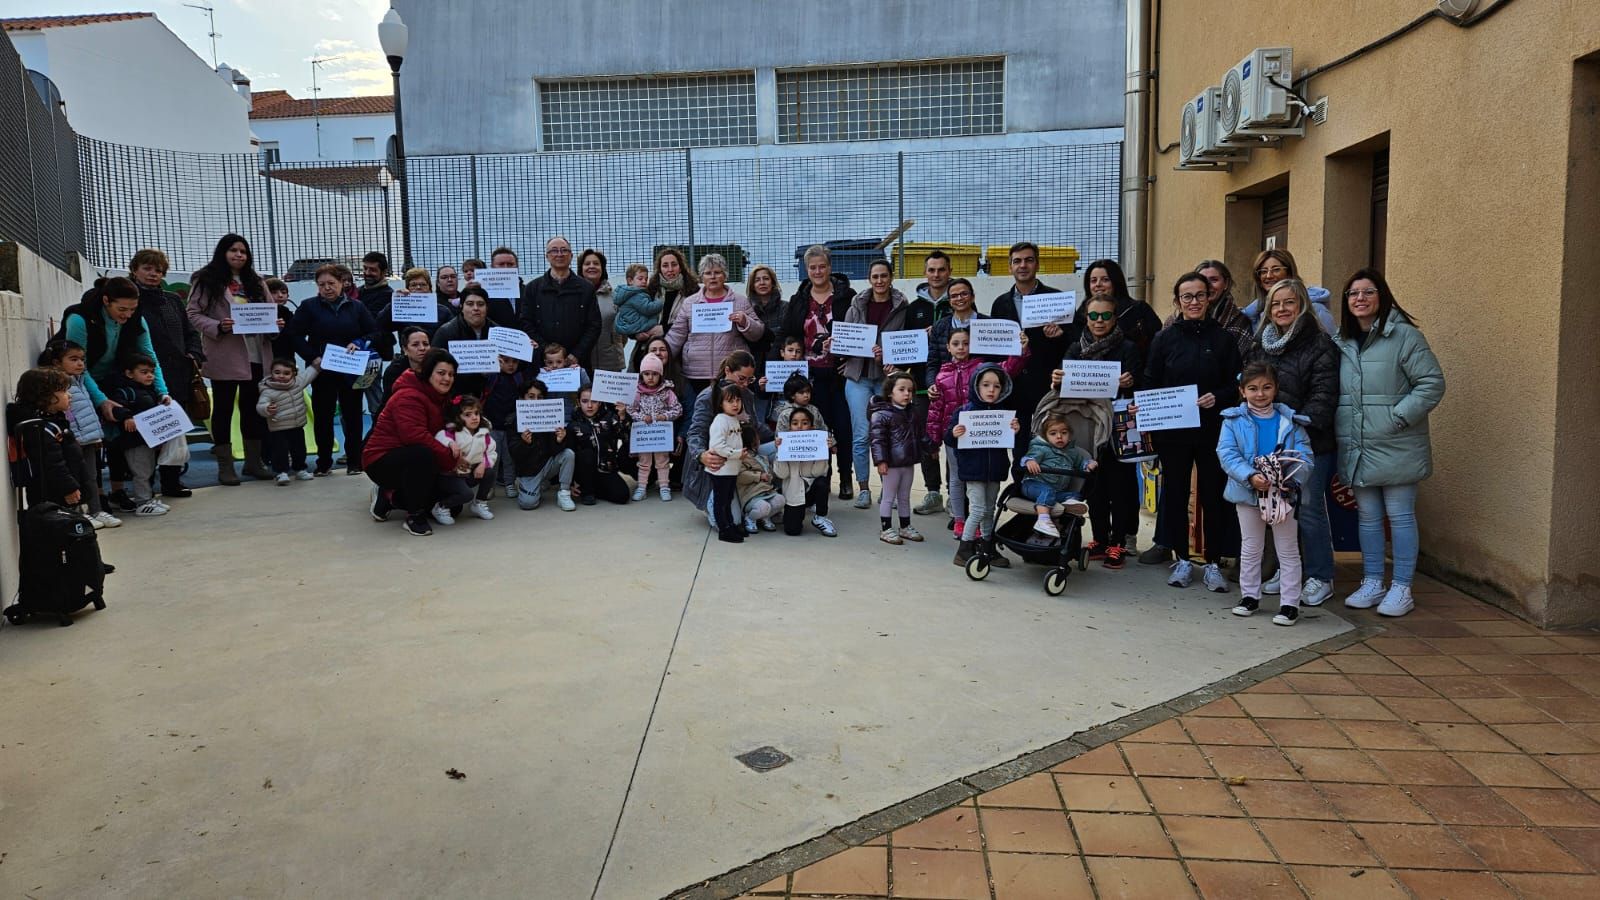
[482,355,537,498]
[707,384,748,544]
[103,355,188,518]
[945,364,1020,567]
[38,341,116,527]
[868,373,925,544]
[539,342,591,420]
[627,353,682,501]
[509,379,576,512]
[434,394,499,523]
[772,407,837,537]
[926,329,1027,540]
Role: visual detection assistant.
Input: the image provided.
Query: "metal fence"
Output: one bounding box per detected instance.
[78,138,1120,287]
[0,31,84,273]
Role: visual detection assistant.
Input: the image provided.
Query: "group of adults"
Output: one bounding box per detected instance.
[62,233,1444,614]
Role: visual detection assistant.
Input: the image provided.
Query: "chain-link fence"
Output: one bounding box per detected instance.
[78,138,1120,286]
[0,31,84,273]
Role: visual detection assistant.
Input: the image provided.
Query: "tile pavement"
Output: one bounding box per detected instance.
[720,572,1600,899]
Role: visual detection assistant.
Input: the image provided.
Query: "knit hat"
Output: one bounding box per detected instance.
[640,354,665,376]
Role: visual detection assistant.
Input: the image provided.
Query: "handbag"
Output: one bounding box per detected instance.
[186,369,212,422]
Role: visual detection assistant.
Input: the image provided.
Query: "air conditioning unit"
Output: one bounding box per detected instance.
[1180,86,1248,167]
[1217,47,1304,145]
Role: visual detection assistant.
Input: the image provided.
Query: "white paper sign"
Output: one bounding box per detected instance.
[229,303,279,334]
[776,429,830,461]
[690,302,733,334]
[389,292,437,323]
[1134,384,1202,432]
[488,326,533,361]
[882,330,929,366]
[448,341,500,374]
[765,361,808,393]
[473,268,520,300]
[591,370,638,405]
[629,421,674,453]
[320,344,370,376]
[540,367,582,393]
[957,409,1016,449]
[1061,360,1122,399]
[132,402,194,447]
[829,321,877,358]
[516,399,565,433]
[969,319,1022,357]
[1019,291,1078,328]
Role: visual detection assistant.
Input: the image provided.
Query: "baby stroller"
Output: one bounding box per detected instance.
[966,467,1095,595]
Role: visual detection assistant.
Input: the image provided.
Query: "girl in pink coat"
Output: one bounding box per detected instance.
[924,327,1027,537]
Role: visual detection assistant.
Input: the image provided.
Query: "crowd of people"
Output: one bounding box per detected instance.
[10,234,1445,621]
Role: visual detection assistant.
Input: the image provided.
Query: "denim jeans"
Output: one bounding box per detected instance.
[1353,482,1420,586]
[1296,452,1336,582]
[844,375,882,489]
[1020,479,1082,509]
[515,449,575,510]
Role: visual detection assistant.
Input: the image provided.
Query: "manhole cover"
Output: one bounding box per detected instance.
[735,746,792,772]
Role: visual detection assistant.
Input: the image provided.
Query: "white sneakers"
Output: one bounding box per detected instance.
[632,484,647,502]
[898,525,924,542]
[468,499,494,520]
[92,511,122,528]
[556,490,576,511]
[134,499,167,517]
[1202,563,1230,593]
[1168,560,1194,588]
[659,486,672,502]
[1344,579,1387,609]
[1033,515,1061,539]
[1301,578,1333,607]
[879,527,902,545]
[1378,584,1415,617]
[275,472,291,486]
[430,504,456,525]
[295,469,315,481]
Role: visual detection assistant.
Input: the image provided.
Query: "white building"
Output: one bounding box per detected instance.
[249,90,395,164]
[1,12,252,153]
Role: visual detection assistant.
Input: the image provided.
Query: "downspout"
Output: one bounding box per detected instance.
[1120,0,1152,301]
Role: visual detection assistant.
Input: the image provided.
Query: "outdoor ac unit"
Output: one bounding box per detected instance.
[1217,47,1304,145]
[1180,86,1248,167]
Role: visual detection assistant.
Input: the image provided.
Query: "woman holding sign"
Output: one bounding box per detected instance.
[186,234,273,486]
[284,264,382,476]
[665,253,764,395]
[1334,269,1445,617]
[1141,272,1242,591]
[838,259,910,509]
[363,349,468,537]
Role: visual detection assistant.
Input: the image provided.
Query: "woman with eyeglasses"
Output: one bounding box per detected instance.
[1333,269,1444,618]
[1174,258,1253,357]
[1246,278,1340,607]
[1140,271,1242,591]
[1238,250,1337,334]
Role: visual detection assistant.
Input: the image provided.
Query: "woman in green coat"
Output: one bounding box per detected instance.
[1333,269,1445,618]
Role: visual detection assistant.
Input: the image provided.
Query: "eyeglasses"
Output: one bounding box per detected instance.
[546,247,571,256]
[1256,266,1289,277]
[1084,310,1115,321]
[1345,288,1379,298]
[1177,292,1209,303]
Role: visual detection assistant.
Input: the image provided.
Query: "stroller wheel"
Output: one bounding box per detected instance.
[3,606,26,624]
[1078,548,1090,571]
[1044,568,1069,596]
[965,556,991,581]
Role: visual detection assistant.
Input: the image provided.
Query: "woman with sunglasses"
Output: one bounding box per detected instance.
[1334,269,1444,617]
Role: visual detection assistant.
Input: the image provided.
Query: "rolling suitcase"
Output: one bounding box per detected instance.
[6,502,106,627]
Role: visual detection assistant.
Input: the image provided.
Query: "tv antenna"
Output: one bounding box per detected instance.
[310,55,344,158]
[183,3,219,68]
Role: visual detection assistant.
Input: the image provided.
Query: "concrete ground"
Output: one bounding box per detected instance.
[0,474,1347,899]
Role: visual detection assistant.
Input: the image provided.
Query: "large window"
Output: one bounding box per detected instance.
[538,73,757,151]
[776,59,1004,144]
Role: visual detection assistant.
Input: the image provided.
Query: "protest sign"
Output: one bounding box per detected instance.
[488,326,533,361]
[591,370,638,405]
[956,410,1016,449]
[690,303,733,334]
[829,321,877,358]
[133,403,194,447]
[1018,291,1077,328]
[1060,360,1121,399]
[765,361,807,393]
[448,341,500,374]
[389,292,437,323]
[629,422,674,453]
[881,329,929,365]
[320,344,370,375]
[516,399,565,432]
[473,268,520,299]
[969,319,1022,356]
[229,303,279,334]
[1134,385,1202,431]
[776,429,830,461]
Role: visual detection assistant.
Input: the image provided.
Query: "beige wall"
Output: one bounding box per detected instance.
[1148,0,1600,626]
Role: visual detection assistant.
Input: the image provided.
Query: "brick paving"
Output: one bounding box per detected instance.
[731,572,1600,899]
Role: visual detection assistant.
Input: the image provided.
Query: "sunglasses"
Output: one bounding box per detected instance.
[1084,311,1115,321]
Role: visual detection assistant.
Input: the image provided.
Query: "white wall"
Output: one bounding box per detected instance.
[252,113,394,163]
[11,17,252,153]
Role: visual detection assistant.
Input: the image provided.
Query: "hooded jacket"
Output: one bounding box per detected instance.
[6,401,81,507]
[1242,286,1338,334]
[256,364,319,432]
[944,362,1016,483]
[868,394,922,469]
[1334,316,1445,487]
[361,368,455,472]
[613,283,665,338]
[926,353,1025,448]
[1218,402,1313,505]
[1245,312,1340,455]
[1019,436,1093,492]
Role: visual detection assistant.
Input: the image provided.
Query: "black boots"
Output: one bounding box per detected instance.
[954,540,976,566]
[159,465,192,498]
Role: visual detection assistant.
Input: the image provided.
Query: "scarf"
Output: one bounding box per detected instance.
[1076,326,1126,361]
[657,273,683,293]
[1257,316,1305,355]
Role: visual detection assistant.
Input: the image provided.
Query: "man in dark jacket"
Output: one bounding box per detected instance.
[989,241,1073,470]
[358,251,394,321]
[518,236,601,371]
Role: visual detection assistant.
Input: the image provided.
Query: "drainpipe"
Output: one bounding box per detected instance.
[1121,0,1152,301]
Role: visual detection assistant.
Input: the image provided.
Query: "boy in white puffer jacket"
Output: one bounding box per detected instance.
[257,356,319,484]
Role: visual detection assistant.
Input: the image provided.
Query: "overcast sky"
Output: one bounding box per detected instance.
[2,0,393,97]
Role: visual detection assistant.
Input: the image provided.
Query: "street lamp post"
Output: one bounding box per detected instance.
[378,6,412,270]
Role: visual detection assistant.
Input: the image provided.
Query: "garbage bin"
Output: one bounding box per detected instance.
[794,239,886,281]
[655,244,747,282]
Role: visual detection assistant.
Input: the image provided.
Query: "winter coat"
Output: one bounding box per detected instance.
[590,281,629,374]
[838,289,910,382]
[283,295,381,367]
[629,377,684,425]
[135,283,204,393]
[925,353,1025,447]
[518,271,602,366]
[1143,316,1243,444]
[435,425,498,471]
[255,364,319,432]
[665,289,766,381]
[6,402,81,507]
[613,284,664,338]
[737,453,782,508]
[1241,286,1338,334]
[187,281,273,381]
[101,372,162,449]
[382,359,422,400]
[868,395,921,468]
[507,427,567,478]
[1218,402,1313,505]
[708,413,744,476]
[1020,437,1093,492]
[361,368,456,472]
[432,314,495,398]
[64,375,104,445]
[1246,321,1340,455]
[990,280,1072,411]
[1164,296,1255,357]
[568,407,625,474]
[271,299,300,361]
[745,290,788,364]
[683,380,769,511]
[781,274,854,373]
[1334,317,1445,487]
[943,363,1016,483]
[1066,330,1144,399]
[60,300,168,405]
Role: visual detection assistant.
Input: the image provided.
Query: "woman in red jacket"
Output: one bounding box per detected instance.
[363,349,466,536]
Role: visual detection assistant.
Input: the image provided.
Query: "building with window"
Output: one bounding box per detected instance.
[248,90,395,164]
[1146,0,1600,627]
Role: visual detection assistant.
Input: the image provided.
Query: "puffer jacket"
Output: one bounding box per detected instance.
[6,402,81,507]
[1246,318,1339,455]
[868,394,921,468]
[943,363,1016,483]
[64,375,104,445]
[1218,402,1313,505]
[1019,436,1093,492]
[361,368,455,472]
[613,284,664,338]
[255,364,319,431]
[1143,315,1242,443]
[664,289,766,380]
[925,353,1025,447]
[568,406,626,474]
[629,378,684,424]
[1334,317,1445,487]
[136,283,203,391]
[187,281,273,381]
[839,289,909,382]
[436,425,498,470]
